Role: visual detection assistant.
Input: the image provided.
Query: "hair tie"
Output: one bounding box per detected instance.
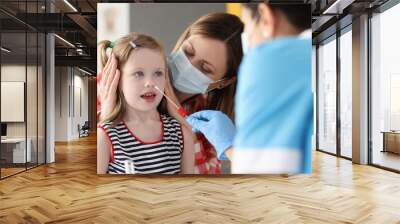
[109,41,115,48]
[129,41,140,49]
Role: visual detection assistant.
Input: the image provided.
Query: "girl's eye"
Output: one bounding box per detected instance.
[133,71,144,78]
[154,71,164,77]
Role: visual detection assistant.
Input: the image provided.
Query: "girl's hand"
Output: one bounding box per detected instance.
[99,53,120,122]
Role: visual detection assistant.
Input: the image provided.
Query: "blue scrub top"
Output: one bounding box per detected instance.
[234,37,313,173]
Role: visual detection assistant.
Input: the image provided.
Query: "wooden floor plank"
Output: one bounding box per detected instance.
[0,135,399,223]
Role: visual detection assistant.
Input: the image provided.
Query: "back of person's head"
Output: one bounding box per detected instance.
[267,1,311,31]
[98,33,167,123]
[243,1,311,32]
[242,3,260,22]
[173,12,244,119]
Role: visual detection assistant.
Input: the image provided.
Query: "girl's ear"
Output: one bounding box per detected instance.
[258,3,276,39]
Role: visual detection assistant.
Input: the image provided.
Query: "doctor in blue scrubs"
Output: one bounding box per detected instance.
[186,2,313,174]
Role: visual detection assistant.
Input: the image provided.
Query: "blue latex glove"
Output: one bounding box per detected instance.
[186,110,236,160]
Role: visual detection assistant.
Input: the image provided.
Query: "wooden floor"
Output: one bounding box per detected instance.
[1,163,44,178]
[1,167,26,178]
[372,150,400,171]
[1,135,400,223]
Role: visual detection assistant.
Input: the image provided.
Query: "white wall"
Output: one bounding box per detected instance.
[71,72,89,139]
[97,3,226,65]
[1,63,46,164]
[97,3,131,72]
[129,3,226,53]
[1,65,35,137]
[55,67,89,141]
[55,67,68,141]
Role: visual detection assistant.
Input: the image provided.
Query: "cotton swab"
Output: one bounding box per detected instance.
[153,85,198,144]
[154,86,188,118]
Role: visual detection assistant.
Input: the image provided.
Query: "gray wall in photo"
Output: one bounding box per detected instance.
[129,3,226,54]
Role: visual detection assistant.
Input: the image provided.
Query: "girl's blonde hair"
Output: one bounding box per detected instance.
[98,33,167,123]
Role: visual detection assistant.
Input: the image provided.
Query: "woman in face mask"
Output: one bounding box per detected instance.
[98,12,244,174]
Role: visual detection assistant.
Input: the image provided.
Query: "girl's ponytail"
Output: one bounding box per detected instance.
[98,40,112,70]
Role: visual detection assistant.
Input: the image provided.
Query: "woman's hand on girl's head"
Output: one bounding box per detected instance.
[99,53,120,122]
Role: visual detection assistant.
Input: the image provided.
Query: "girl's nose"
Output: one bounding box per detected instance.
[144,81,155,88]
[145,75,157,88]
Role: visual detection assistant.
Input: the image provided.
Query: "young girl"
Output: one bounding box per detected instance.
[97,33,194,174]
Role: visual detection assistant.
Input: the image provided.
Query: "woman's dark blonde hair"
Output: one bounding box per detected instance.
[98,33,167,123]
[172,13,244,120]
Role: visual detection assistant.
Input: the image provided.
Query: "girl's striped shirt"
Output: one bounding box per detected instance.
[100,114,184,174]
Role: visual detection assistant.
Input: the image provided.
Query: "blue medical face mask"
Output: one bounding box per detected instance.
[168,49,215,94]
